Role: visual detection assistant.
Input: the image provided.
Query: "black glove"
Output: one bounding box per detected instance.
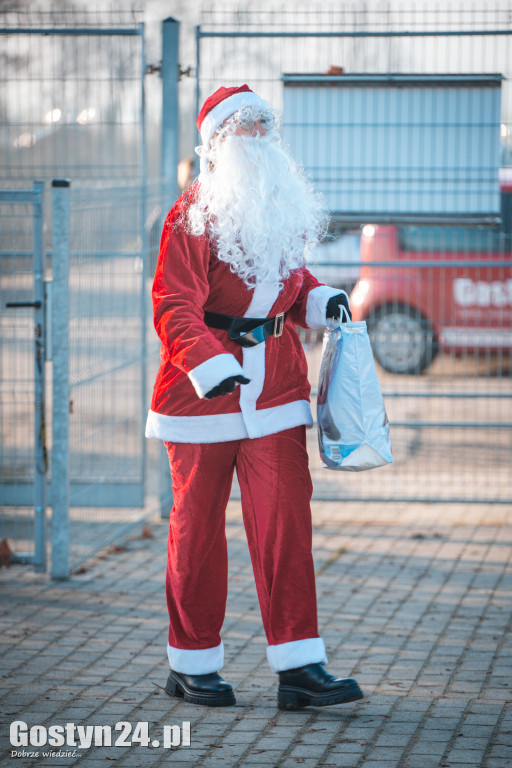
[326,292,352,322]
[205,375,251,400]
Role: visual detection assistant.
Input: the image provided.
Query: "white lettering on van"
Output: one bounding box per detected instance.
[453,278,512,307]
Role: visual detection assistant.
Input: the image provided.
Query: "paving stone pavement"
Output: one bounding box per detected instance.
[1,501,511,768]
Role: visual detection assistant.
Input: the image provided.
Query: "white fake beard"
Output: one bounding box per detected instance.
[186,132,327,288]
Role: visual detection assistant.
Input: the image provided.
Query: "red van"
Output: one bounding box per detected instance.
[349,184,512,374]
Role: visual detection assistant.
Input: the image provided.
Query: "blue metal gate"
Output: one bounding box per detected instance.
[0,12,159,574]
[0,183,47,570]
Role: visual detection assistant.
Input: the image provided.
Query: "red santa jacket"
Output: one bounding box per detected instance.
[145,186,342,444]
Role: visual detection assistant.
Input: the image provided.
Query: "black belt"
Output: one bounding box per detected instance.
[204,311,286,348]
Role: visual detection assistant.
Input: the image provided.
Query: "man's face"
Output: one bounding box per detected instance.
[217,109,275,141]
[233,119,266,137]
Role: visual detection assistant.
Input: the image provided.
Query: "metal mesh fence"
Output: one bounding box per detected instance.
[305,259,512,504]
[195,6,512,141]
[0,180,167,571]
[67,187,145,498]
[0,11,155,571]
[59,181,166,570]
[0,197,37,559]
[0,203,34,480]
[197,6,512,503]
[2,6,512,576]
[0,9,145,185]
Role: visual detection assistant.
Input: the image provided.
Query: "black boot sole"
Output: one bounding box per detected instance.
[165,671,236,707]
[278,680,363,710]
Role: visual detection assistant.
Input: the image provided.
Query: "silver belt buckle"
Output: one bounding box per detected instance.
[273,312,285,338]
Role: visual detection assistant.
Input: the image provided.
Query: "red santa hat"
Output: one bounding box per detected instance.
[197,84,268,151]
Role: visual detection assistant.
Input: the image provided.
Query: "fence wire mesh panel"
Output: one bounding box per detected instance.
[0,186,46,565]
[0,9,146,186]
[0,10,156,571]
[196,6,512,503]
[60,183,165,571]
[306,250,512,504]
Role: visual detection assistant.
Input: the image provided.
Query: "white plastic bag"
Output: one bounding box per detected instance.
[317,317,393,471]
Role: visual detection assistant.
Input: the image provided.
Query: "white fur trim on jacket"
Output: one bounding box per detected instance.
[242,399,312,440]
[238,279,280,421]
[167,641,224,675]
[188,353,246,399]
[266,637,328,673]
[305,285,348,329]
[200,91,268,149]
[145,399,313,444]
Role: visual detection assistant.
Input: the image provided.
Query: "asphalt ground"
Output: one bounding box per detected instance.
[1,500,511,768]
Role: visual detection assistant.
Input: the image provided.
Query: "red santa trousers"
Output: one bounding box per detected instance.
[164,425,328,675]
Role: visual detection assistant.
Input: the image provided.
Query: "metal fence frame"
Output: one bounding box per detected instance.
[50,179,70,579]
[194,11,512,505]
[0,182,46,571]
[2,11,511,578]
[0,18,148,184]
[0,13,174,576]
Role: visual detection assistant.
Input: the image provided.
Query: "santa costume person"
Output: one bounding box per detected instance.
[146,84,363,709]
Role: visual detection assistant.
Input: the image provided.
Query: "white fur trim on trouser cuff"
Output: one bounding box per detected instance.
[266,637,328,673]
[167,641,224,674]
[188,354,245,399]
[305,286,347,329]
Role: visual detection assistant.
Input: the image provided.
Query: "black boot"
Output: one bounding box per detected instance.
[165,669,236,707]
[278,663,363,709]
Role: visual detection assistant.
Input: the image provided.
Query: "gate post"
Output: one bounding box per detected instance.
[161,17,180,208]
[159,17,180,519]
[33,180,47,572]
[51,179,71,580]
